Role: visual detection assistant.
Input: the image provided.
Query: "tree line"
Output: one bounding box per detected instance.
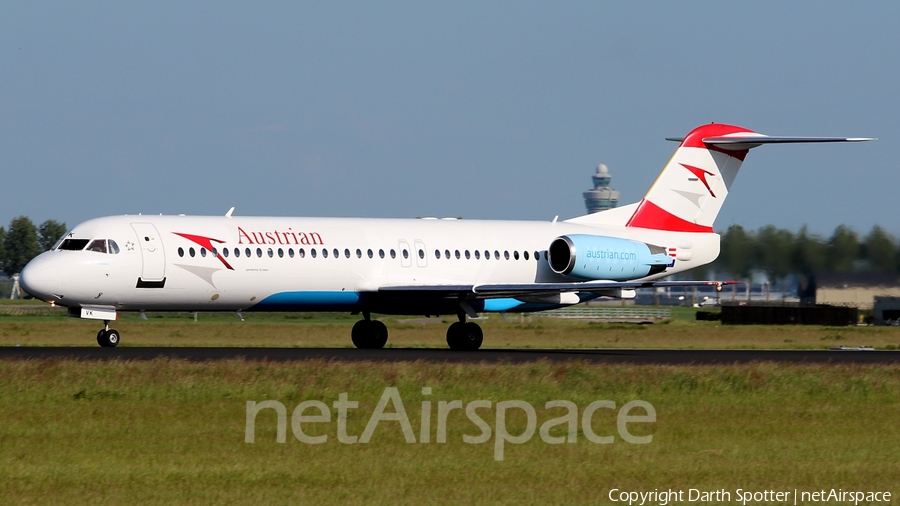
[697,224,900,285]
[0,217,67,275]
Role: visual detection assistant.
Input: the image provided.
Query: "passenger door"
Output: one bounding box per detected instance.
[130,223,166,282]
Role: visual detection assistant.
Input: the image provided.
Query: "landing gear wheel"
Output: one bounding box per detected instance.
[446,321,483,351]
[370,320,388,348]
[351,320,388,349]
[97,329,120,348]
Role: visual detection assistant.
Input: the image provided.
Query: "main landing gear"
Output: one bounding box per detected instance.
[446,315,483,351]
[97,320,120,348]
[351,313,389,349]
[350,312,484,351]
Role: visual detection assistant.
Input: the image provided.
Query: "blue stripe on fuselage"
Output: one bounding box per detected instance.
[255,291,362,310]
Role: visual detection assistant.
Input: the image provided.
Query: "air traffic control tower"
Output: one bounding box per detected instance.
[582,164,620,214]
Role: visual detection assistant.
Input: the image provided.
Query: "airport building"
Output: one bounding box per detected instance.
[582,164,619,214]
[799,271,900,310]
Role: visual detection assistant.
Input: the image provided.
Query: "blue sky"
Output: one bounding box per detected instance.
[1,2,896,236]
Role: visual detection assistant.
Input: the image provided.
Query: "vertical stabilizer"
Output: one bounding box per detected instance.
[626,123,752,232]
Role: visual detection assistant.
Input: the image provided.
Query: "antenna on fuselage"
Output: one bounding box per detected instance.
[225,207,235,218]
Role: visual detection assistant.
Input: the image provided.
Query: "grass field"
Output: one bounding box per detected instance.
[1,359,897,505]
[1,301,900,349]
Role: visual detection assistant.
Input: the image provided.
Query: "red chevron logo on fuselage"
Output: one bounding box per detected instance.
[173,232,234,270]
[680,163,717,198]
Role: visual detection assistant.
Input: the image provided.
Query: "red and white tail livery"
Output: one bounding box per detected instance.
[627,123,872,232]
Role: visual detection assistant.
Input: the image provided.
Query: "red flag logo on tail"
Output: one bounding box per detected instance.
[680,164,716,198]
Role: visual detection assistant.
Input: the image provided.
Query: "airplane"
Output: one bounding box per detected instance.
[19,123,873,349]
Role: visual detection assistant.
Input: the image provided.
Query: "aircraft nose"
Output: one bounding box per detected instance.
[19,255,59,299]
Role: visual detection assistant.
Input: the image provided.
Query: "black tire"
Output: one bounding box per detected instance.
[461,322,483,351]
[370,320,389,349]
[351,320,389,349]
[446,321,466,350]
[351,320,372,348]
[97,329,109,347]
[97,329,120,348]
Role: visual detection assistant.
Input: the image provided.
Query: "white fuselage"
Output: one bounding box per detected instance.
[20,214,719,315]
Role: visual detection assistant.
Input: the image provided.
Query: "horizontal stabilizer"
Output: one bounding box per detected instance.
[701,134,876,151]
[667,134,875,151]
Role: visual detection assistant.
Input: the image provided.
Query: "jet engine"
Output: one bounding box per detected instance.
[548,234,672,281]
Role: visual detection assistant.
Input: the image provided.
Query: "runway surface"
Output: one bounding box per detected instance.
[1,347,899,364]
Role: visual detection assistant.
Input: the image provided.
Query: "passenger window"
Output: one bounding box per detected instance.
[299,248,305,258]
[434,249,441,259]
[190,247,196,257]
[288,248,294,258]
[256,248,262,258]
[344,248,350,258]
[356,249,362,258]
[108,240,120,254]
[513,251,519,260]
[465,250,470,259]
[267,248,273,258]
[86,239,108,253]
[278,248,284,258]
[534,251,540,260]
[223,248,229,258]
[311,249,317,258]
[390,249,396,259]
[504,251,510,260]
[201,248,207,257]
[323,249,328,258]
[178,247,184,257]
[485,250,490,260]
[455,250,460,259]
[494,250,500,260]
[444,249,450,259]
[402,249,409,259]
[379,249,385,259]
[333,248,339,258]
[523,251,529,260]
[474,250,480,260]
[418,249,425,259]
[367,249,373,258]
[234,248,240,258]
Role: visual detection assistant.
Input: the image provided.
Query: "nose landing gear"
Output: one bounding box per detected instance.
[97,321,120,348]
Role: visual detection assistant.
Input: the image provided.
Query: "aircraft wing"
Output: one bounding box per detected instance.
[378,280,734,300]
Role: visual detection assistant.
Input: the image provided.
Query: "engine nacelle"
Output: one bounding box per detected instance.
[548,234,672,281]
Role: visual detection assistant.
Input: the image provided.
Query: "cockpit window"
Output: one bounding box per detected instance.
[58,239,90,251]
[86,239,108,253]
[108,240,120,254]
[52,233,72,250]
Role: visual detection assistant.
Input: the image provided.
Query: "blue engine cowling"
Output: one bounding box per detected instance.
[548,234,672,281]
